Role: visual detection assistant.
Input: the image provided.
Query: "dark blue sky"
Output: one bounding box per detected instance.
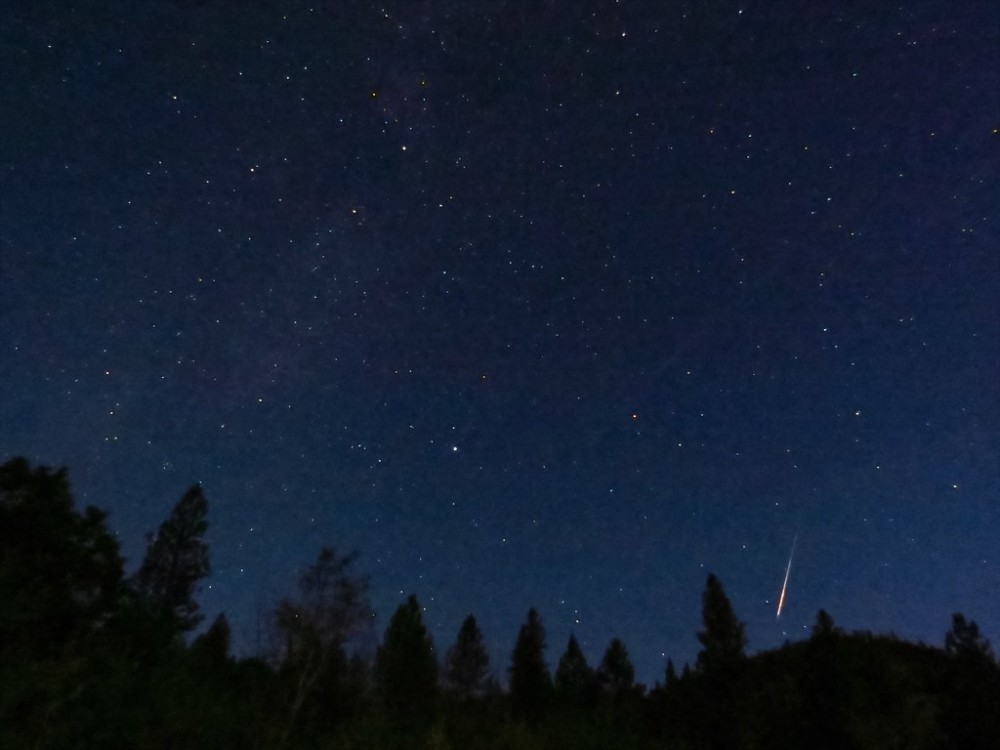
[2,1,998,684]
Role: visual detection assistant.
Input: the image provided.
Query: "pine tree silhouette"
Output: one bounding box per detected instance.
[597,637,636,697]
[555,633,596,706]
[443,614,491,700]
[133,484,210,631]
[509,607,552,722]
[696,573,746,673]
[376,595,439,716]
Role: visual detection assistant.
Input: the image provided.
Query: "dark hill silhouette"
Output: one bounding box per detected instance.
[649,628,1000,750]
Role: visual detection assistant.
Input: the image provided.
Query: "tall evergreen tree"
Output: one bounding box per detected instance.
[597,637,636,697]
[375,595,439,716]
[664,658,678,686]
[696,573,746,673]
[509,607,552,722]
[443,614,491,700]
[942,613,1000,749]
[133,484,210,632]
[555,634,596,706]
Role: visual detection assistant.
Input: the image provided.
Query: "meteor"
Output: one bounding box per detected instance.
[776,533,798,621]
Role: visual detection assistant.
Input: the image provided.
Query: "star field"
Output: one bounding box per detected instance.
[1,1,998,683]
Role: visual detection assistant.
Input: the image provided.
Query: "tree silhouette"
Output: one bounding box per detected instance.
[0,458,127,746]
[942,613,1000,749]
[812,608,841,639]
[664,659,679,687]
[375,595,439,717]
[273,547,372,747]
[508,607,552,722]
[14,452,1000,748]
[0,457,123,658]
[696,573,746,673]
[192,613,232,666]
[597,637,636,697]
[555,633,597,706]
[944,612,994,662]
[443,614,491,700]
[133,484,210,632]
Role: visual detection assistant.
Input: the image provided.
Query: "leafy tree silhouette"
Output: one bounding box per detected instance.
[0,457,123,659]
[941,612,1000,749]
[944,612,994,662]
[0,458,126,745]
[133,484,210,633]
[509,607,552,722]
[443,614,491,700]
[273,547,372,748]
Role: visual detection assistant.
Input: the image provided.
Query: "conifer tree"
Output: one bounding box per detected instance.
[509,607,552,721]
[664,658,678,686]
[133,484,210,631]
[375,595,439,715]
[443,614,491,700]
[192,613,232,665]
[555,634,595,704]
[597,637,635,696]
[696,573,746,673]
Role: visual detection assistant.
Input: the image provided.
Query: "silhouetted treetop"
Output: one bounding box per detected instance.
[375,595,438,716]
[0,457,123,657]
[664,658,679,686]
[945,612,995,662]
[509,607,552,721]
[192,612,232,666]
[598,637,636,696]
[275,547,372,666]
[273,547,373,747]
[133,484,210,632]
[444,614,491,700]
[696,573,746,673]
[555,633,595,704]
[812,608,842,639]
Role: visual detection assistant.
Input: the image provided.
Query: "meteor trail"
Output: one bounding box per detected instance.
[776,534,798,621]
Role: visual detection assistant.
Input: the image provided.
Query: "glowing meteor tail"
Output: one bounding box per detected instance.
[776,534,798,621]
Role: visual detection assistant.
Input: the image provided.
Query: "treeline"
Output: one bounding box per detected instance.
[2,457,999,749]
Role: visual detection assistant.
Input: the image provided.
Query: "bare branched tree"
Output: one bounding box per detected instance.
[272,547,372,748]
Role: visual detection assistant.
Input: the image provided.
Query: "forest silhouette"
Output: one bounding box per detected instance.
[2,457,998,749]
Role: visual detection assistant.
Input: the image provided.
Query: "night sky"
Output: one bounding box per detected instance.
[2,1,998,685]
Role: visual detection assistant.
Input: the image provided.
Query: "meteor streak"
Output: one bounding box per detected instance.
[776,533,798,621]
